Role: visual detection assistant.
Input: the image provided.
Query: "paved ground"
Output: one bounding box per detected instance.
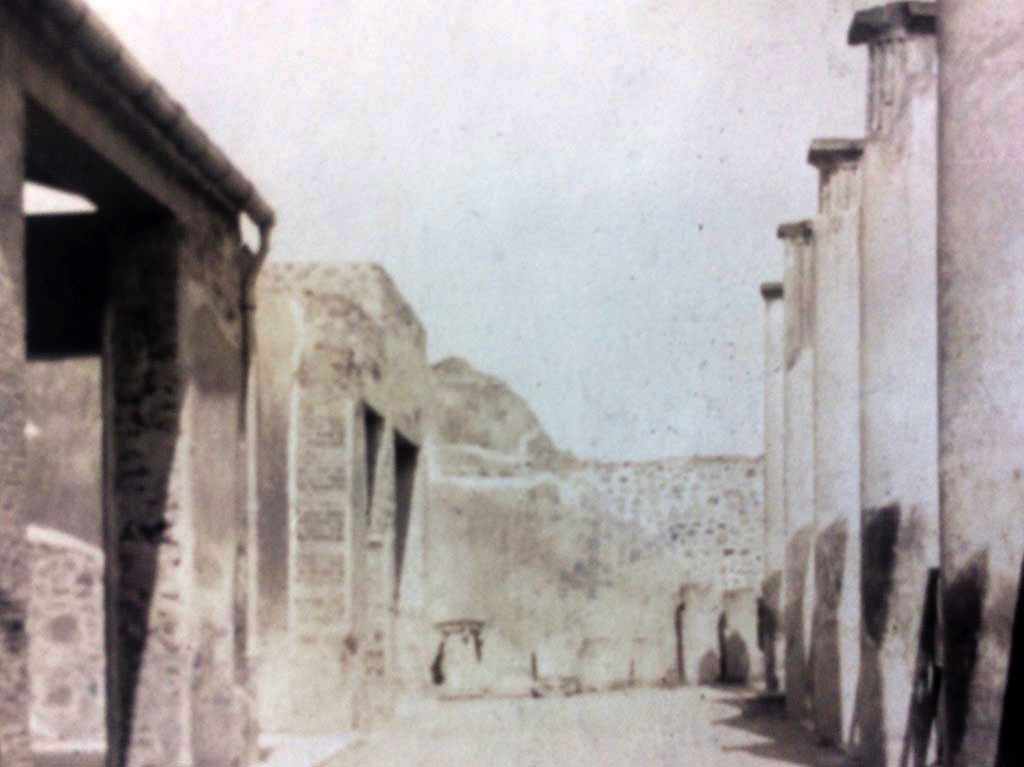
[320,687,846,767]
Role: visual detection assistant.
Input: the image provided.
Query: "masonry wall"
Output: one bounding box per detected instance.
[26,526,105,749]
[424,358,764,697]
[254,263,429,734]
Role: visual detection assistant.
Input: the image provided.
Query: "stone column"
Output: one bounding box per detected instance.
[760,280,784,693]
[849,5,940,765]
[0,27,31,767]
[807,138,863,747]
[106,221,247,767]
[938,1,1024,765]
[779,220,815,723]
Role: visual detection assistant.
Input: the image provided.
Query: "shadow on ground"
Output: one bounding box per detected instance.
[710,689,845,766]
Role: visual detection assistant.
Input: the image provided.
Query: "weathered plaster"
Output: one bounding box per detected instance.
[852,11,940,764]
[938,1,1024,764]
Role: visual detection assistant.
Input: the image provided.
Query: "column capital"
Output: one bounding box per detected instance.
[848,2,937,45]
[760,282,784,301]
[776,220,814,241]
[807,138,865,170]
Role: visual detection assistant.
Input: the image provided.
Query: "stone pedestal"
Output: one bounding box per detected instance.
[435,620,485,696]
[808,138,863,747]
[938,1,1024,764]
[850,5,940,764]
[779,221,815,723]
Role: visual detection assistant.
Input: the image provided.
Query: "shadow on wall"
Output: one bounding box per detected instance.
[699,650,720,685]
[851,505,899,762]
[757,592,781,692]
[851,505,942,767]
[784,524,815,719]
[809,517,848,745]
[723,631,751,683]
[996,553,1024,767]
[107,221,183,766]
[941,549,988,766]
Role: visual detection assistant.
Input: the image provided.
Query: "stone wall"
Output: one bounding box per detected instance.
[424,358,764,697]
[26,526,105,749]
[254,263,430,734]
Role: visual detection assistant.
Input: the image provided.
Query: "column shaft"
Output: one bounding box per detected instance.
[938,1,1024,764]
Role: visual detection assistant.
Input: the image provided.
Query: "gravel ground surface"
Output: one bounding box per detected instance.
[320,687,847,767]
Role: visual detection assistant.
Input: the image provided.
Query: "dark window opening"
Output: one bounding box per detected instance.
[25,212,108,359]
[393,432,419,602]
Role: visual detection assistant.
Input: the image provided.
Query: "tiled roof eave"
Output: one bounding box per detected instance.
[7,0,275,230]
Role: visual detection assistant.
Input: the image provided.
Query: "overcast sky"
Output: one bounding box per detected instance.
[81,0,871,461]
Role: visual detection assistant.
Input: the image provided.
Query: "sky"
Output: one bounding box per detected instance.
[77,0,871,461]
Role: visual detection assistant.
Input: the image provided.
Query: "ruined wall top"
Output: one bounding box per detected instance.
[255,260,430,443]
[430,357,571,475]
[25,524,103,562]
[259,262,426,353]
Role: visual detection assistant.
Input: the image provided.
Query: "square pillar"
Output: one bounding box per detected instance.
[849,5,940,764]
[282,300,376,734]
[779,220,815,723]
[106,220,248,767]
[938,1,1024,764]
[0,30,31,767]
[362,426,397,726]
[808,138,863,747]
[759,280,785,693]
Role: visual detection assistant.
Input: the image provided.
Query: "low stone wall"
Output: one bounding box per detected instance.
[26,525,105,749]
[439,458,764,693]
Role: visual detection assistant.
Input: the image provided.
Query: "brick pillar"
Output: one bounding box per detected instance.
[779,220,815,723]
[760,281,784,693]
[0,30,31,767]
[106,221,246,767]
[363,426,396,725]
[284,298,378,733]
[849,5,940,764]
[807,139,863,747]
[938,1,1024,764]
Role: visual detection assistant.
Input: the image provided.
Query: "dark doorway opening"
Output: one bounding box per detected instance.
[392,433,418,602]
[363,404,384,523]
[675,602,686,685]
